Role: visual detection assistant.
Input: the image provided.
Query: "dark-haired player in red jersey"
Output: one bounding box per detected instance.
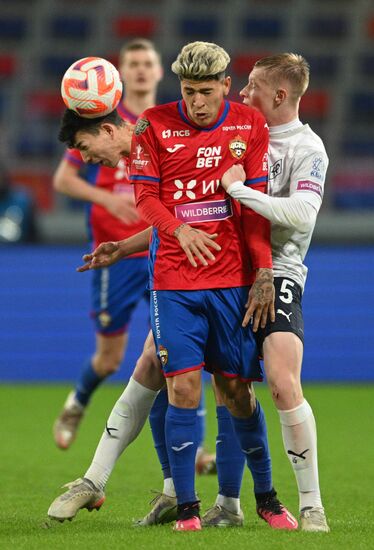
[53,39,215,479]
[52,39,163,450]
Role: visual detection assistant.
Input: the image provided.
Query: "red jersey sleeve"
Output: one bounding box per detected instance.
[130,116,183,236]
[242,113,272,269]
[64,148,84,168]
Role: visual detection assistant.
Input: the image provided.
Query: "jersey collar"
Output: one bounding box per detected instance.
[177,100,230,131]
[270,118,303,136]
[117,100,138,124]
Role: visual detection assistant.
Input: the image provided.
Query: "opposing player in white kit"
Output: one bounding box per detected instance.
[218,53,329,532]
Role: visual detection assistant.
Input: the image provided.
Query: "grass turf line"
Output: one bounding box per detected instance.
[0,384,373,549]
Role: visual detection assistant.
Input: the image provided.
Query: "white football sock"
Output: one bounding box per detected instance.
[216,494,241,515]
[278,399,323,511]
[85,377,158,490]
[163,477,176,497]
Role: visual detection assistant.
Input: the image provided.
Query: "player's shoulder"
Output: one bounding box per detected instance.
[303,124,326,149]
[142,102,179,121]
[134,102,179,137]
[64,147,83,165]
[298,124,328,158]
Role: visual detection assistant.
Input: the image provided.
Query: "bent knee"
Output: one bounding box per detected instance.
[168,374,201,408]
[93,351,124,376]
[267,376,303,408]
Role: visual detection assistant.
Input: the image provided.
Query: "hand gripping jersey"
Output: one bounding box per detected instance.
[129,99,272,290]
[268,121,328,289]
[64,102,149,251]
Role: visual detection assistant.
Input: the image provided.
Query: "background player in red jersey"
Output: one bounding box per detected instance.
[53,39,163,450]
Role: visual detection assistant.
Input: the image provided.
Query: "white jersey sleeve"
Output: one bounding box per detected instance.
[227,181,318,232]
[289,149,328,211]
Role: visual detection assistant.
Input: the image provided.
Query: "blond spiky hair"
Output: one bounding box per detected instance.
[254,53,310,100]
[171,41,230,80]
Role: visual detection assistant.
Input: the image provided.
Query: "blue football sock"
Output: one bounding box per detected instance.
[231,400,272,494]
[75,360,104,406]
[216,405,246,498]
[165,404,198,504]
[149,389,171,479]
[196,387,206,449]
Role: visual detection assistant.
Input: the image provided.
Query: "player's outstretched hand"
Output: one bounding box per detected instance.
[174,224,221,268]
[243,268,275,331]
[221,164,246,191]
[77,241,123,272]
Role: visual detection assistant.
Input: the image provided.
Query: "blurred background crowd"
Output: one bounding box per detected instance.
[0,0,373,382]
[0,0,373,244]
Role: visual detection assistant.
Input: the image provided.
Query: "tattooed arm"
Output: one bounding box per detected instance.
[243,268,275,331]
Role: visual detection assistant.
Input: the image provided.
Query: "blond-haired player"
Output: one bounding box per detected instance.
[217,53,329,532]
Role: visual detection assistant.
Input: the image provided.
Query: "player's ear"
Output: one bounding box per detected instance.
[275,88,287,105]
[101,123,115,138]
[157,64,164,82]
[223,76,231,96]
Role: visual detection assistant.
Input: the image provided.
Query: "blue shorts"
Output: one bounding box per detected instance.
[150,288,262,382]
[91,256,149,335]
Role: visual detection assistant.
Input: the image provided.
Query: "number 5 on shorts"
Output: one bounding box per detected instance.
[279,279,295,304]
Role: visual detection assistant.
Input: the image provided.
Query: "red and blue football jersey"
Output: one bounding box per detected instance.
[65,101,149,252]
[130,99,272,290]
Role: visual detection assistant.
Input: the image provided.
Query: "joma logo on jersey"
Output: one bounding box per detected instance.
[173,179,220,200]
[162,129,190,138]
[196,146,222,168]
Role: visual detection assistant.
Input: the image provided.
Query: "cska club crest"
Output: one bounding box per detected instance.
[229,135,247,159]
[159,345,168,366]
[98,311,111,328]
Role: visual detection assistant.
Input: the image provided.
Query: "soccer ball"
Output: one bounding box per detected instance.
[61,57,123,118]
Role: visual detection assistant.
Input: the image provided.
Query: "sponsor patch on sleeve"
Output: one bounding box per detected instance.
[134,118,150,135]
[296,180,323,197]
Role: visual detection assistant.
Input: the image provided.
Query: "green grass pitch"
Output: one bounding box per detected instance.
[0,383,373,549]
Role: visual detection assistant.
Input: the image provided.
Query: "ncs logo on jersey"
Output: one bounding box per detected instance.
[229,136,247,159]
[162,129,190,138]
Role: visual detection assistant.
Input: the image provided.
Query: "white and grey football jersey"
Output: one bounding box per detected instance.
[268,120,328,290]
